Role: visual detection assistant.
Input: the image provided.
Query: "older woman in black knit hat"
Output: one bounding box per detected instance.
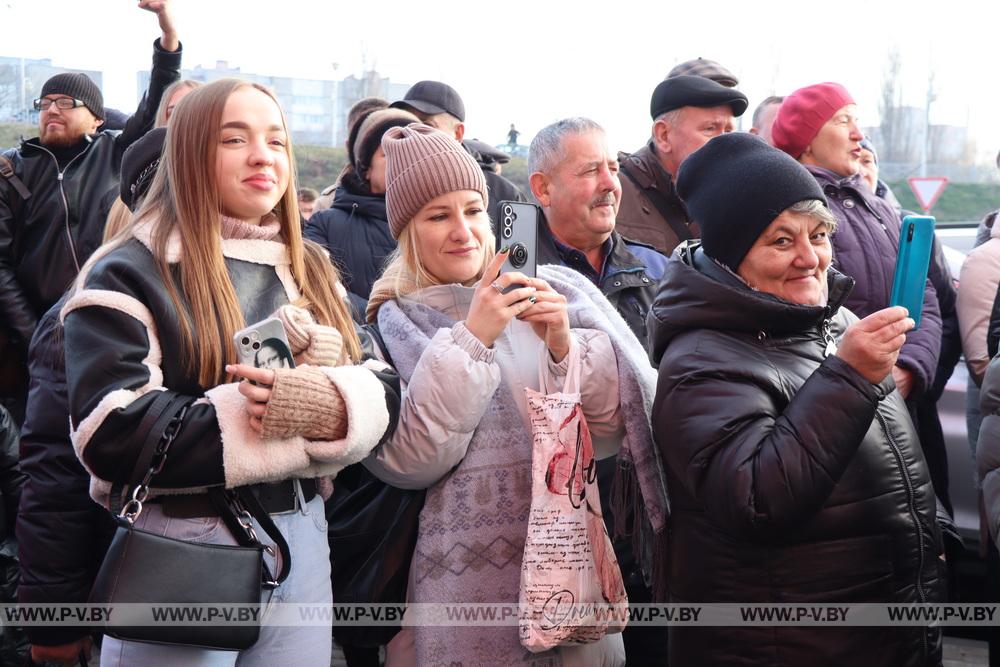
[647,132,946,667]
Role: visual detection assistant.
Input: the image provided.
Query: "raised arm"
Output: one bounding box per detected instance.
[115,1,182,150]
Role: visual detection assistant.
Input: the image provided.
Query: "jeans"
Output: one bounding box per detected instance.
[101,492,332,667]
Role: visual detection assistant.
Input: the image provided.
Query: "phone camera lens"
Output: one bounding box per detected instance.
[503,226,512,238]
[502,204,513,217]
[240,336,250,346]
[509,243,528,269]
[252,342,260,350]
[907,224,914,242]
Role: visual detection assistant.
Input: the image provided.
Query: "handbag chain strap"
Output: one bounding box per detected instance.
[118,402,292,588]
[120,404,190,523]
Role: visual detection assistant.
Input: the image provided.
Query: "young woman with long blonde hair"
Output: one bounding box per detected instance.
[62,78,399,666]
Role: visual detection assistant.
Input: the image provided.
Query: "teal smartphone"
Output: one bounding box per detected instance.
[888,215,936,330]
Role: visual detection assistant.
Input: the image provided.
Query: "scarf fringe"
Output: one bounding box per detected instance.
[611,454,670,600]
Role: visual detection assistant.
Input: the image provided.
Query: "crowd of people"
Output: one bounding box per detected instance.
[1,3,999,666]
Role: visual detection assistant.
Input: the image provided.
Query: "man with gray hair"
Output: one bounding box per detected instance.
[530,119,668,664]
[529,117,667,349]
[616,75,748,254]
[749,95,784,145]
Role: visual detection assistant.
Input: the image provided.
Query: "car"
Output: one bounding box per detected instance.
[935,220,999,658]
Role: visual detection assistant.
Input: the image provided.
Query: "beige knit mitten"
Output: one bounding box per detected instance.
[260,365,348,441]
[274,304,345,367]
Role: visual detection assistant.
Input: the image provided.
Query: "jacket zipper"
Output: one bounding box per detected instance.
[874,408,929,661]
[819,313,929,657]
[28,142,90,273]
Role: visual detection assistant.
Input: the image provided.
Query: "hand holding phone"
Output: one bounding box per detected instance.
[229,317,295,432]
[888,215,935,330]
[233,317,295,378]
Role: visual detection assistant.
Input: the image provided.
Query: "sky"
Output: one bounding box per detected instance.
[2,0,998,164]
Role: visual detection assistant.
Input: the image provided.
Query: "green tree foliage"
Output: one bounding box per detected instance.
[0,124,33,150]
[293,144,348,192]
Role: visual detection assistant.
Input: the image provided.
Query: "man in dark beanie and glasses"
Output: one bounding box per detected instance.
[0,1,181,425]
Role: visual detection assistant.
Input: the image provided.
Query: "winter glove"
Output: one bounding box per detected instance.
[260,365,348,441]
[274,304,345,367]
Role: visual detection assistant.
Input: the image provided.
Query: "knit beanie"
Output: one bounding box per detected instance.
[382,123,488,239]
[771,82,854,159]
[350,108,419,177]
[40,73,104,120]
[676,132,827,272]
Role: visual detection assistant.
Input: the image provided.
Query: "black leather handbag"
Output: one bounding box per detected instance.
[326,323,424,647]
[89,394,290,651]
[327,463,424,647]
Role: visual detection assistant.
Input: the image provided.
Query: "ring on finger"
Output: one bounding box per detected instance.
[491,280,504,295]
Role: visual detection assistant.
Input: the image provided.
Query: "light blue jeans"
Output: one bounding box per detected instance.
[100,493,332,667]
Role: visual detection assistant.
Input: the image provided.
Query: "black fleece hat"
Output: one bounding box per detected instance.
[390,80,466,122]
[120,127,167,211]
[676,132,827,271]
[650,75,748,120]
[40,73,104,120]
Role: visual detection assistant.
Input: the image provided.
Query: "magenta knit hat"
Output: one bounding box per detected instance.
[771,82,855,159]
[382,123,488,239]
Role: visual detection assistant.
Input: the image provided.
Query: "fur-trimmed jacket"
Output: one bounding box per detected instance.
[61,218,401,507]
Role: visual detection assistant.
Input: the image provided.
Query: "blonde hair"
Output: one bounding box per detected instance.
[367,205,495,325]
[102,197,134,243]
[155,79,202,128]
[135,78,360,387]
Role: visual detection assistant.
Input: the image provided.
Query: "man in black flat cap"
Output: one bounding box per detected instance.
[391,80,525,225]
[616,75,748,255]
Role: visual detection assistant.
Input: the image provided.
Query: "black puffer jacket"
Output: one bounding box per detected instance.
[0,39,181,354]
[648,243,945,667]
[304,187,394,301]
[15,297,116,647]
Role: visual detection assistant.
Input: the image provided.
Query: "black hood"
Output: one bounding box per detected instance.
[647,241,855,366]
[331,186,388,222]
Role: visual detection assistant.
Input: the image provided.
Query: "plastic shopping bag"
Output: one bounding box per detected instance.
[518,340,628,652]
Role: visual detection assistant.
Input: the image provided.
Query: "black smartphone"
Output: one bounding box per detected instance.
[496,200,538,285]
[888,215,935,330]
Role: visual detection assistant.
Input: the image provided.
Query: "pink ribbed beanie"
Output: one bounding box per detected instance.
[382,123,488,239]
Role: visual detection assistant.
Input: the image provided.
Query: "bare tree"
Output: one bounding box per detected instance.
[878,46,914,162]
[0,64,19,121]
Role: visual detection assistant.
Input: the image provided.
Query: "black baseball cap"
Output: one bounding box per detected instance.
[650,75,749,120]
[390,80,466,122]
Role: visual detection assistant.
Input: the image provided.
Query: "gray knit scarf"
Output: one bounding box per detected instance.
[376,265,665,666]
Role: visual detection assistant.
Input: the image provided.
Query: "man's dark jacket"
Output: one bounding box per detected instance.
[15,298,115,647]
[305,186,394,302]
[0,38,181,355]
[616,141,699,255]
[536,213,667,351]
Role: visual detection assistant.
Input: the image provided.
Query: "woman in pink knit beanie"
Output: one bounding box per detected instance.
[362,123,655,666]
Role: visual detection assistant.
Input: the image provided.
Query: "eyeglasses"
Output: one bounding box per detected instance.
[33,97,86,111]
